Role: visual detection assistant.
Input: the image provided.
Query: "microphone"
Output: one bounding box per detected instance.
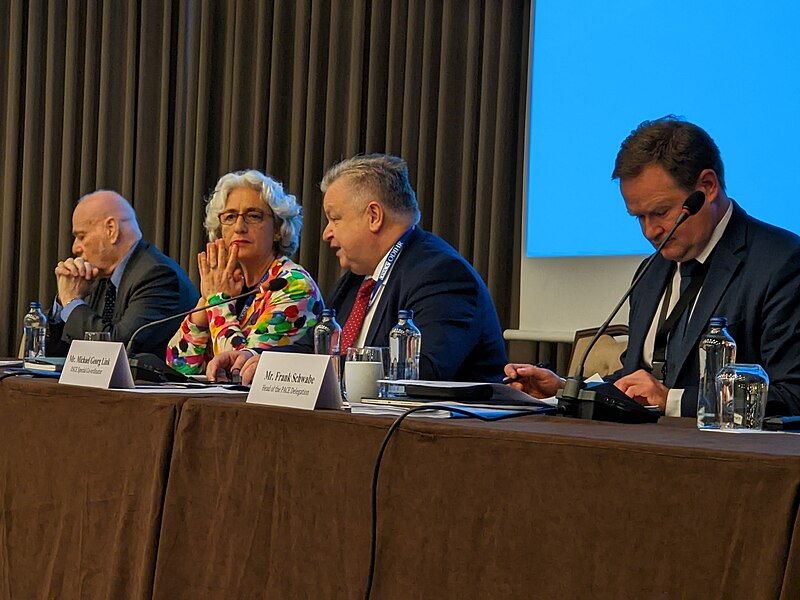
[556,190,705,423]
[126,277,288,383]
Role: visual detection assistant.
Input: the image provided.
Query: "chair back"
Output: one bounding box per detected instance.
[567,324,628,378]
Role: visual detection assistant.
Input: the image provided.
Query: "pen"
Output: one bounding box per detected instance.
[502,361,551,385]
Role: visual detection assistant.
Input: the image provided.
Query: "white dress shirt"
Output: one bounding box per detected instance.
[642,202,733,416]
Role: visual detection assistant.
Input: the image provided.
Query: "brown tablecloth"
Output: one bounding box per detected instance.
[0,377,187,599]
[153,400,800,600]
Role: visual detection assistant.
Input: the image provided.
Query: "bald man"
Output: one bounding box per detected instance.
[48,190,198,358]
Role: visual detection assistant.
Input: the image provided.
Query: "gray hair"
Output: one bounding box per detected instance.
[320,154,420,224]
[204,170,302,256]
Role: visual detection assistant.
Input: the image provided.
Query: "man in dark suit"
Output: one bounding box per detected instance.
[207,154,507,384]
[505,117,800,416]
[48,190,198,359]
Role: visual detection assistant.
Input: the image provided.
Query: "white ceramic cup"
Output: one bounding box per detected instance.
[344,361,385,403]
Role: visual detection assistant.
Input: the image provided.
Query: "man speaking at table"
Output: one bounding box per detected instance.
[47,190,198,358]
[207,153,507,384]
[506,116,800,417]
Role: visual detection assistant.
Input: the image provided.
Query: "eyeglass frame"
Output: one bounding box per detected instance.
[217,209,273,226]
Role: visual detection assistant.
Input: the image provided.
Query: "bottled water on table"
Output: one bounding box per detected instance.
[314,308,342,385]
[697,316,736,429]
[23,301,48,358]
[389,309,421,386]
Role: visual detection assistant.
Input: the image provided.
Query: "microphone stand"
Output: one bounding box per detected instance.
[556,191,705,423]
[126,281,283,383]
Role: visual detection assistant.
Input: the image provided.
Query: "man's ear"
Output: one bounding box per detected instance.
[105,217,120,244]
[696,169,720,204]
[365,201,384,233]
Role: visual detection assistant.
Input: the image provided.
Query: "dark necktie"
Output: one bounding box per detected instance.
[102,280,116,326]
[340,278,376,353]
[666,259,702,366]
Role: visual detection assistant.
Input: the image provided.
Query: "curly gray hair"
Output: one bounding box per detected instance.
[204,170,302,256]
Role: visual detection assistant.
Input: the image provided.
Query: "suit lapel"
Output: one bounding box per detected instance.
[364,277,394,346]
[363,226,420,346]
[627,257,673,368]
[667,205,747,383]
[113,240,145,318]
[88,278,107,313]
[331,272,361,325]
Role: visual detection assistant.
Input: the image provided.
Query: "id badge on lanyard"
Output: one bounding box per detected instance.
[366,227,414,311]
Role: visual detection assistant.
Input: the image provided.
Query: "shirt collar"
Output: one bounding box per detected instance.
[688,201,733,266]
[367,227,414,282]
[369,245,393,282]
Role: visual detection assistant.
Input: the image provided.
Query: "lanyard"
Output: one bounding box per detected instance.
[237,268,272,321]
[651,260,710,382]
[366,227,413,311]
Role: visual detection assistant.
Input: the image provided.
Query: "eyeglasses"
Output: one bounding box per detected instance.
[218,210,271,226]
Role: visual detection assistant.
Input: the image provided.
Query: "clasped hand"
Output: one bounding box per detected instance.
[55,256,97,305]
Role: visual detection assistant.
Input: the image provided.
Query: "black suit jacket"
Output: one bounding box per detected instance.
[48,240,199,359]
[284,227,508,382]
[613,202,800,416]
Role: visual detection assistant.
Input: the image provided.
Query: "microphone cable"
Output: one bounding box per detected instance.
[363,404,552,600]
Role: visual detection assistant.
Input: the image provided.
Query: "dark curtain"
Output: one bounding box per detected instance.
[0,0,531,359]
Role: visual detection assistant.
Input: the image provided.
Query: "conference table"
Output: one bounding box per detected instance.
[2,376,800,599]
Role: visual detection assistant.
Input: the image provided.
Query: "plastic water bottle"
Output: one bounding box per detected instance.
[697,316,736,428]
[23,301,48,358]
[314,308,342,382]
[389,309,421,382]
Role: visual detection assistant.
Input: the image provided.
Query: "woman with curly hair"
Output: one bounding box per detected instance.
[166,170,323,375]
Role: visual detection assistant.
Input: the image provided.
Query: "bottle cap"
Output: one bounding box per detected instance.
[709,316,728,328]
[30,301,42,309]
[398,309,413,319]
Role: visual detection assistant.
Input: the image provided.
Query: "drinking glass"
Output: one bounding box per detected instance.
[84,332,111,342]
[343,347,388,405]
[716,363,769,430]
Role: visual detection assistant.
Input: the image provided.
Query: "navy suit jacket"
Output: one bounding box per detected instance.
[48,240,199,359]
[284,227,508,382]
[613,202,800,416]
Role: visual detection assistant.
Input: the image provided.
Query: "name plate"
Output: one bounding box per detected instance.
[247,352,342,410]
[59,340,135,389]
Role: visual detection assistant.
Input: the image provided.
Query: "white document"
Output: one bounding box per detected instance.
[247,352,342,410]
[488,383,557,407]
[348,402,451,418]
[59,340,134,389]
[123,385,248,395]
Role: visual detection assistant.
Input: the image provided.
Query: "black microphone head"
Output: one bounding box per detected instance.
[264,277,288,292]
[683,190,705,215]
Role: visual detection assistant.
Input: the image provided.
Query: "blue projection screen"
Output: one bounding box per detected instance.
[526,0,800,258]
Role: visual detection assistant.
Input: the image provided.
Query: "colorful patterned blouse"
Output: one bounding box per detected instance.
[166,255,323,375]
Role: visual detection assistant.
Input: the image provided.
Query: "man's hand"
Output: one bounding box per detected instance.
[207,349,261,384]
[503,363,566,398]
[614,369,669,411]
[55,257,97,305]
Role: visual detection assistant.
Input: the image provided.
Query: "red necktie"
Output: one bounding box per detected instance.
[340,278,376,352]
